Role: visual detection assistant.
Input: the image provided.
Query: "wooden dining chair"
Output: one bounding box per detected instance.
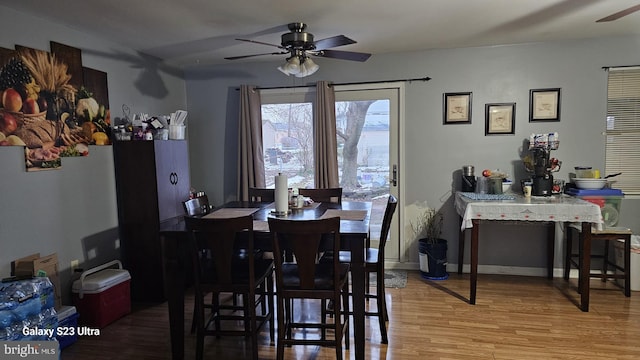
[248,187,275,202]
[268,216,350,360]
[323,194,397,344]
[299,187,342,203]
[185,215,275,360]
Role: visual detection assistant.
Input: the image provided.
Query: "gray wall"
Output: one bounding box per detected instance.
[184,36,640,272]
[1,3,638,298]
[0,6,187,303]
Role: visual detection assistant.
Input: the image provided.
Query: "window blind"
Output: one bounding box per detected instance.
[606,67,640,194]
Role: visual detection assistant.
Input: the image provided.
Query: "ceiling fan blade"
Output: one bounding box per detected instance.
[317,49,371,62]
[225,51,287,60]
[596,4,640,22]
[236,38,284,49]
[313,35,357,50]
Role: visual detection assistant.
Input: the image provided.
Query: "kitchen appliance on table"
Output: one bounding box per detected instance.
[525,133,561,196]
[461,165,476,192]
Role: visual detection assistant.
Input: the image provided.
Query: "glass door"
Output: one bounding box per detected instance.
[334,85,401,261]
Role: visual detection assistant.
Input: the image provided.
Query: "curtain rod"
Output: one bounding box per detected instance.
[237,76,431,90]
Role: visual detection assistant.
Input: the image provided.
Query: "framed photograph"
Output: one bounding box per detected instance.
[485,103,515,135]
[443,92,472,124]
[529,88,561,122]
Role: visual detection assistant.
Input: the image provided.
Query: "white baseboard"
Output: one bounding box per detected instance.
[384,261,581,278]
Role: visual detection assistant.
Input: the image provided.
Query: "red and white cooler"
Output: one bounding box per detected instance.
[72,260,131,328]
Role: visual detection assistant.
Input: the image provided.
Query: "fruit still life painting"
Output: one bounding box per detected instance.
[0,42,110,171]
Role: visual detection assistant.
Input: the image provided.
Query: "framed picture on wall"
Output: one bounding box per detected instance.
[529,88,561,122]
[443,92,472,124]
[485,103,515,135]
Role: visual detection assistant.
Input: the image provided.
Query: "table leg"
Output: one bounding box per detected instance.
[563,223,572,281]
[348,235,366,360]
[161,232,186,360]
[547,222,555,279]
[458,215,465,274]
[624,236,631,297]
[580,222,592,312]
[470,219,479,305]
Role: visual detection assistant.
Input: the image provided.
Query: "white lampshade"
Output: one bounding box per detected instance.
[277,64,290,75]
[285,56,301,74]
[293,57,319,78]
[277,56,301,76]
[303,57,319,76]
[295,63,308,78]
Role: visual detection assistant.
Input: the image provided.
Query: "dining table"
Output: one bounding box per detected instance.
[159,200,372,360]
[454,191,603,311]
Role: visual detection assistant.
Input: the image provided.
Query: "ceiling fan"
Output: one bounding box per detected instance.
[596,3,640,22]
[224,22,371,77]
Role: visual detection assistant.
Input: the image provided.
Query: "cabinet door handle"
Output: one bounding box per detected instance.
[170,172,178,185]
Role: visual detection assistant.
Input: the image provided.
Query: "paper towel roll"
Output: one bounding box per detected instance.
[275,173,288,214]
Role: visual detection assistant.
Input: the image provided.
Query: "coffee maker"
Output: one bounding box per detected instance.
[527,133,560,196]
[531,148,553,196]
[461,165,476,192]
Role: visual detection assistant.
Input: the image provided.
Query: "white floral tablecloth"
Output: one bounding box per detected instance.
[455,192,603,230]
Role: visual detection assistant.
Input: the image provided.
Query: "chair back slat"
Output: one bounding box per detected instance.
[299,188,342,203]
[248,187,275,202]
[289,232,324,288]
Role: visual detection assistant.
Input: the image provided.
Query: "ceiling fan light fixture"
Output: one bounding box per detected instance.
[277,65,290,76]
[293,56,319,78]
[285,56,301,74]
[277,56,301,76]
[302,57,319,76]
[294,67,305,77]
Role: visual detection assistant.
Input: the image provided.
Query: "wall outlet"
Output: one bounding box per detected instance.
[70,259,79,272]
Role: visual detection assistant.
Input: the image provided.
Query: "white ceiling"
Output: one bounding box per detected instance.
[2,0,640,68]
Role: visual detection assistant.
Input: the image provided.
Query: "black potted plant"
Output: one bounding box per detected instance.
[412,208,448,280]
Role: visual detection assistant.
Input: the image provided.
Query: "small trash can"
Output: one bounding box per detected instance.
[419,238,449,280]
[72,260,131,328]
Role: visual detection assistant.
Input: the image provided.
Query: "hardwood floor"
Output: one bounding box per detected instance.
[60,271,640,359]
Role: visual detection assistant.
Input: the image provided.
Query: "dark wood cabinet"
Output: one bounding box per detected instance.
[113,140,190,302]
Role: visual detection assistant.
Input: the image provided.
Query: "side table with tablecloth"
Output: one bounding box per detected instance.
[454,192,603,311]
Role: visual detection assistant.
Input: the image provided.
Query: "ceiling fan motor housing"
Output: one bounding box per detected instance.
[282,22,315,50]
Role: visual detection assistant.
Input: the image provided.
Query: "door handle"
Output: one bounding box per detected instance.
[392,165,397,187]
[170,172,178,185]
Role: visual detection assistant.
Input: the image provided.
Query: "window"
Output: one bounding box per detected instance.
[259,87,396,198]
[261,89,315,189]
[260,85,401,260]
[605,67,640,194]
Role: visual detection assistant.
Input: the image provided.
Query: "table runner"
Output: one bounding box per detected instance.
[203,208,260,219]
[319,209,368,221]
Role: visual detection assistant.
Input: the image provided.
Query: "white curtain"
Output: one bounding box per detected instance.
[237,85,265,201]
